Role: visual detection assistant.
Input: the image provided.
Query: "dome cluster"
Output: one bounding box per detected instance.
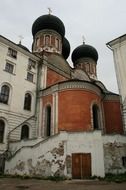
[32,13,98,63]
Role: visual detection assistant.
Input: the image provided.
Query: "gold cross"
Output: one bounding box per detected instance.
[48,7,52,14]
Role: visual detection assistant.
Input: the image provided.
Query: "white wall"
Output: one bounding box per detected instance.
[5,131,105,178]
[0,37,39,151]
[108,35,126,132]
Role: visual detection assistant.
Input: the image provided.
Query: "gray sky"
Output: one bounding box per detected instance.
[0,0,126,93]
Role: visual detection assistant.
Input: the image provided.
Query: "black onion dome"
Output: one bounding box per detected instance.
[62,37,70,59]
[71,44,98,65]
[18,43,30,52]
[32,14,65,37]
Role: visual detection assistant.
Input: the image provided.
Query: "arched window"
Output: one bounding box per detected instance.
[36,37,40,47]
[0,120,5,143]
[24,93,32,111]
[0,85,10,104]
[92,105,100,130]
[55,38,60,50]
[45,105,51,137]
[45,35,50,46]
[21,125,29,140]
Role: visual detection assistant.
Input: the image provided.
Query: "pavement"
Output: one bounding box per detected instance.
[0,178,126,190]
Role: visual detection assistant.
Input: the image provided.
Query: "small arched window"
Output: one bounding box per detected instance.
[0,120,5,143]
[45,35,50,46]
[0,85,10,104]
[36,37,40,47]
[55,38,60,50]
[24,93,32,111]
[92,105,100,130]
[45,105,51,137]
[21,125,29,140]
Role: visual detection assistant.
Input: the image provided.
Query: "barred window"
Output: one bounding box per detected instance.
[5,62,14,74]
[0,85,10,104]
[27,72,33,82]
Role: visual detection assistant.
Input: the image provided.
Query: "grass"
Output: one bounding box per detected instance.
[104,172,126,183]
[0,173,126,182]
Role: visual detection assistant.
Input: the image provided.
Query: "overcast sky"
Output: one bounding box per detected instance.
[0,0,126,93]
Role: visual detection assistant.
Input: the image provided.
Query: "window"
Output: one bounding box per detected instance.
[24,93,32,111]
[5,62,14,74]
[122,157,126,167]
[21,125,29,140]
[28,59,36,70]
[27,72,33,82]
[55,38,60,50]
[36,37,40,47]
[0,120,5,143]
[92,105,100,130]
[0,85,10,104]
[45,106,51,137]
[7,47,17,59]
[45,35,50,46]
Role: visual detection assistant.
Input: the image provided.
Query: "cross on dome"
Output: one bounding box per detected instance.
[18,35,24,44]
[82,35,86,44]
[48,7,52,15]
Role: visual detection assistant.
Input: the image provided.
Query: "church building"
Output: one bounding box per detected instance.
[0,13,126,179]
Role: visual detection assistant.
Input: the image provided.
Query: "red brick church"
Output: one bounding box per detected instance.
[1,13,125,178]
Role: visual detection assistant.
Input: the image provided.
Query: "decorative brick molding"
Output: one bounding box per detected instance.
[40,80,101,97]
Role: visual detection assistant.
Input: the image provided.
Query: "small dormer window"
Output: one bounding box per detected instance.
[7,47,17,59]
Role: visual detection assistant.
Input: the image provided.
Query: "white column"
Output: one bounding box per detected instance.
[52,92,58,135]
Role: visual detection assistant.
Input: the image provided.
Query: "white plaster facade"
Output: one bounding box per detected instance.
[0,36,40,153]
[107,34,126,132]
[5,132,126,177]
[5,131,105,178]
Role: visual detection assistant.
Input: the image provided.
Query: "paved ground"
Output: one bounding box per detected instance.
[0,178,126,190]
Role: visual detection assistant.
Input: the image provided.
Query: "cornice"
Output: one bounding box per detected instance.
[104,94,120,101]
[39,80,101,97]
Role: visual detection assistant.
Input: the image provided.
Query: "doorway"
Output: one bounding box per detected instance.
[72,153,91,179]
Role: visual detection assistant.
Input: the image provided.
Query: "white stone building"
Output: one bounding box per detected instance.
[107,34,126,132]
[0,35,40,154]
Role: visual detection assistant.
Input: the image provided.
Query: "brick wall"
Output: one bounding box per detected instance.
[58,89,101,132]
[47,68,67,87]
[103,101,123,134]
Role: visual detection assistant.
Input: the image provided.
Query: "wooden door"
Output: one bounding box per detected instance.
[82,153,91,178]
[72,153,81,179]
[72,153,91,179]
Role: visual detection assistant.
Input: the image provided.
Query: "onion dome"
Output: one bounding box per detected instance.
[32,14,65,37]
[17,43,30,52]
[62,37,70,59]
[71,44,98,66]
